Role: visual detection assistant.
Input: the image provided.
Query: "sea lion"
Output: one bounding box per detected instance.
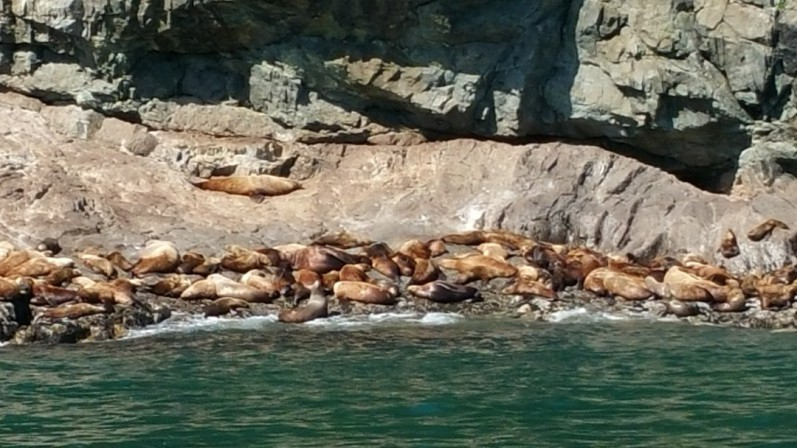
[369,255,401,282]
[441,230,487,246]
[39,301,112,320]
[193,257,221,276]
[43,267,80,286]
[204,297,250,317]
[72,277,136,306]
[177,251,206,274]
[663,266,728,302]
[131,240,180,276]
[240,270,289,298]
[583,268,652,300]
[427,240,448,257]
[191,174,302,202]
[391,252,416,277]
[756,283,797,310]
[436,255,517,284]
[142,274,202,297]
[278,282,328,323]
[477,243,508,260]
[719,229,740,259]
[407,281,479,303]
[321,271,340,291]
[31,284,80,307]
[333,281,397,305]
[35,238,62,256]
[77,253,116,278]
[399,239,431,260]
[666,300,699,318]
[312,231,372,249]
[0,250,38,276]
[713,285,747,313]
[6,256,73,278]
[294,269,322,288]
[501,277,557,299]
[106,251,134,272]
[747,218,790,242]
[221,245,277,272]
[180,274,274,302]
[409,258,440,286]
[339,264,371,283]
[1,277,34,325]
[278,244,362,274]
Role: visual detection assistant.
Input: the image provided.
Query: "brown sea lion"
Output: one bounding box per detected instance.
[294,269,322,288]
[72,277,136,306]
[204,297,251,317]
[177,251,206,274]
[221,245,277,272]
[31,284,80,306]
[436,255,517,284]
[43,267,80,286]
[106,251,134,272]
[78,253,116,278]
[645,276,713,302]
[191,174,302,202]
[501,277,557,299]
[39,301,112,320]
[312,231,372,249]
[6,256,73,278]
[391,252,416,277]
[666,300,699,318]
[278,244,362,274]
[441,230,487,246]
[713,285,747,313]
[339,264,371,283]
[333,281,397,305]
[0,250,38,276]
[477,243,509,260]
[321,271,340,291]
[142,274,202,297]
[407,281,479,303]
[583,268,652,300]
[0,277,30,300]
[682,261,734,285]
[399,240,431,260]
[747,218,790,242]
[409,258,440,286]
[663,266,728,302]
[35,238,62,256]
[279,282,328,323]
[427,240,448,257]
[719,229,740,259]
[180,274,274,302]
[757,283,797,310]
[131,240,180,276]
[240,269,290,298]
[193,257,221,276]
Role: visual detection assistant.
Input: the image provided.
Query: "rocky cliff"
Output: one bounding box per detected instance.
[1,0,797,270]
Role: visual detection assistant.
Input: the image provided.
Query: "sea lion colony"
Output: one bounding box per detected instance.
[0,218,795,344]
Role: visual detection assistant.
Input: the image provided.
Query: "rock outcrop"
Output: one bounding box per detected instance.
[2,93,797,274]
[2,0,797,189]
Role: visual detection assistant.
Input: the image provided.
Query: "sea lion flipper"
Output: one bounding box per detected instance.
[250,194,266,204]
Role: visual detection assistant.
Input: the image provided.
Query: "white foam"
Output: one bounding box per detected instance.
[122,313,278,340]
[547,307,637,323]
[122,311,464,339]
[0,341,9,348]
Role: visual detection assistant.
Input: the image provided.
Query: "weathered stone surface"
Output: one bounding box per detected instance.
[2,98,797,275]
[1,0,796,180]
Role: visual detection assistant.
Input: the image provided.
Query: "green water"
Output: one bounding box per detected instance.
[2,313,797,447]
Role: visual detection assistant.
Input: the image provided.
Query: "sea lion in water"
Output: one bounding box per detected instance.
[437,255,517,284]
[131,240,180,276]
[191,174,302,202]
[333,281,397,305]
[407,281,479,303]
[204,297,250,317]
[279,282,328,323]
[747,218,790,242]
[719,229,740,259]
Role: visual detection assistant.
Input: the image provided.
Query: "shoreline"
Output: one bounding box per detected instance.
[1,228,796,345]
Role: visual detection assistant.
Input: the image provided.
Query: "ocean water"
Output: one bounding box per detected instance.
[1,312,796,447]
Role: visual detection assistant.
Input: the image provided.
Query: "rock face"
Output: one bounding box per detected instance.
[2,94,797,274]
[2,0,797,188]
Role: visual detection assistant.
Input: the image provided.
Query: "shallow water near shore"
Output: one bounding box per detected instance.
[2,314,797,447]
